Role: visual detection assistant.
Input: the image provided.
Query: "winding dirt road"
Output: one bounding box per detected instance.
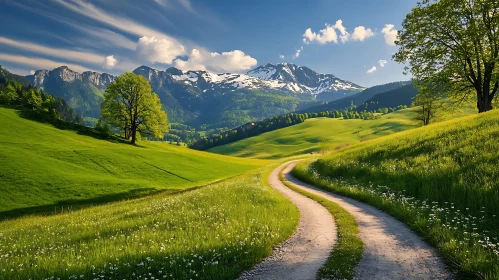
[238,162,337,280]
[241,161,453,280]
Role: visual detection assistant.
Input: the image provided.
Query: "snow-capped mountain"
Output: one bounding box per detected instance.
[24,63,364,128]
[247,63,365,100]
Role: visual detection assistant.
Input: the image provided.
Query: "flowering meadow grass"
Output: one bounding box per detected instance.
[293,110,499,279]
[0,167,299,280]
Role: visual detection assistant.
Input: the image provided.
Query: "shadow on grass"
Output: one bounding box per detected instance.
[0,188,163,221]
[10,106,131,145]
[0,180,224,222]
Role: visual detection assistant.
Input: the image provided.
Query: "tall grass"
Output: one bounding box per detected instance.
[293,110,499,279]
[0,168,299,280]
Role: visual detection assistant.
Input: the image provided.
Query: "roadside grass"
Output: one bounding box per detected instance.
[0,166,299,280]
[292,110,499,279]
[209,108,420,159]
[0,107,269,217]
[278,168,363,280]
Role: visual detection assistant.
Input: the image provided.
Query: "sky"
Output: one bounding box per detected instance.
[0,0,418,87]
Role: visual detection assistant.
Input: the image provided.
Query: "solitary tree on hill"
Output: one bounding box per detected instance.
[395,0,499,113]
[100,72,169,144]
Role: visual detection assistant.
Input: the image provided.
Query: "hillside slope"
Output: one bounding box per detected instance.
[295,109,499,278]
[361,84,417,111]
[0,107,267,216]
[209,109,419,159]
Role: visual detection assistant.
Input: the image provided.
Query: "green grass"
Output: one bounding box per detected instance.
[278,169,363,280]
[0,167,299,280]
[293,110,499,279]
[0,107,269,218]
[209,108,420,159]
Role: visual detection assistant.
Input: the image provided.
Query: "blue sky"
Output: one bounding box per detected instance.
[0,0,418,87]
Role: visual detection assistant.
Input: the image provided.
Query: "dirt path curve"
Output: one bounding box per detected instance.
[238,162,337,280]
[283,162,453,280]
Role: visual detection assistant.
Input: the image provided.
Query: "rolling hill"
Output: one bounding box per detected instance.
[0,106,268,217]
[293,109,499,278]
[209,108,420,159]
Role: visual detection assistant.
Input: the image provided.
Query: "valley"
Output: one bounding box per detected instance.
[1,0,499,278]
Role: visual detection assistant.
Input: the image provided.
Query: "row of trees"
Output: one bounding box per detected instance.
[189,106,406,151]
[0,79,85,124]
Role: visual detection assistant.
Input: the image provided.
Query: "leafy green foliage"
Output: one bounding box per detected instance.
[0,73,84,125]
[394,0,499,113]
[100,73,169,144]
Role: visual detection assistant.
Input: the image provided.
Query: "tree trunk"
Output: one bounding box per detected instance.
[477,93,493,113]
[131,126,137,145]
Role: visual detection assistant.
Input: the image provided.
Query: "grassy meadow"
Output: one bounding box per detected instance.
[0,167,299,280]
[293,110,499,279]
[0,107,269,218]
[209,108,420,159]
[0,107,300,279]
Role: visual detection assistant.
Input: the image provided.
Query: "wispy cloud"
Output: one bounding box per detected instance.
[0,37,104,64]
[0,53,96,73]
[367,66,377,73]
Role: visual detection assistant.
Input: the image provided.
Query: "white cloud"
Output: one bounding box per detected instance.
[381,24,398,46]
[303,20,378,45]
[0,53,96,73]
[294,49,301,58]
[303,25,338,44]
[0,36,104,64]
[173,49,257,73]
[29,70,35,75]
[333,20,349,43]
[378,59,388,67]
[136,36,186,64]
[103,55,118,69]
[279,54,285,60]
[367,66,377,73]
[293,47,303,59]
[352,26,374,41]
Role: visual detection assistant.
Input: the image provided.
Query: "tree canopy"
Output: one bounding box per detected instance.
[394,0,499,113]
[100,72,169,144]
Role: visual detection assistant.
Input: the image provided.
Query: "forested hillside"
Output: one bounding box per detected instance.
[0,66,84,125]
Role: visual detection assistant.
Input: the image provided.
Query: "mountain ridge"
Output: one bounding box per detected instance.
[21,63,365,128]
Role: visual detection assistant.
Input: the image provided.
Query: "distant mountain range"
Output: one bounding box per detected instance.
[24,63,365,128]
[299,81,413,113]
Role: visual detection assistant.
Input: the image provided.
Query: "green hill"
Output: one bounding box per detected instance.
[293,110,499,278]
[209,108,420,159]
[0,106,268,217]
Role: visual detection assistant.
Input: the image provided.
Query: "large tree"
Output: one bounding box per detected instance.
[100,73,169,144]
[394,0,499,113]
